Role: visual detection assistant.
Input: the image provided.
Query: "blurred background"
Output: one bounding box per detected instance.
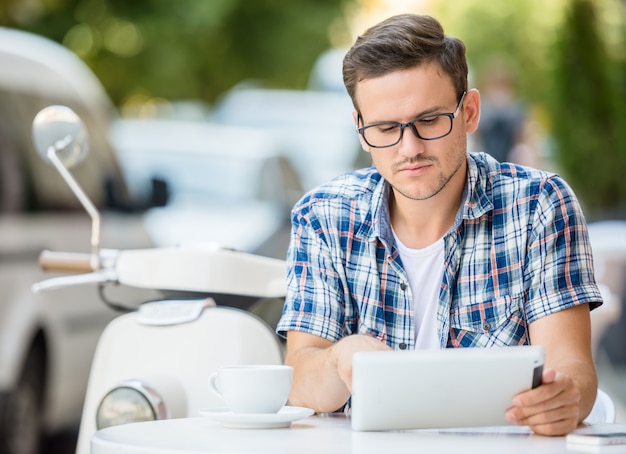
[0,0,625,453]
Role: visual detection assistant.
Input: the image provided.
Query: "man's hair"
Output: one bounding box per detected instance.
[342,14,468,111]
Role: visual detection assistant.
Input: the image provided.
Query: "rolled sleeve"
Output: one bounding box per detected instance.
[276,205,346,342]
[524,176,603,323]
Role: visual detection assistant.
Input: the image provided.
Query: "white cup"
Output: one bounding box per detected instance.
[208,365,293,414]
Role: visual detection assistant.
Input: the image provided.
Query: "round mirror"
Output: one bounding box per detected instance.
[32,105,89,168]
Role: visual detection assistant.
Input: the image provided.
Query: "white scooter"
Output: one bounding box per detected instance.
[30,106,287,454]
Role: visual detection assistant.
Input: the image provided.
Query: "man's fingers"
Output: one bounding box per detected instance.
[527,418,579,437]
[506,372,582,436]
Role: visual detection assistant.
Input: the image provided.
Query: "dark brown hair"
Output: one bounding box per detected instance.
[343,14,468,110]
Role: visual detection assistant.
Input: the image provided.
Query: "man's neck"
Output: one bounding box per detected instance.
[389,177,465,250]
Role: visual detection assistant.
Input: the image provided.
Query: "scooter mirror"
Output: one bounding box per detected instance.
[32,105,100,268]
[32,105,88,168]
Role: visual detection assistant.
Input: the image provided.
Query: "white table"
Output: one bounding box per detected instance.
[91,413,626,454]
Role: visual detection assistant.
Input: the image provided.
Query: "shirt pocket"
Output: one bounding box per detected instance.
[448,293,527,347]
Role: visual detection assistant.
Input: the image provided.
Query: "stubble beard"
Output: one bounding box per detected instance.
[389,153,466,201]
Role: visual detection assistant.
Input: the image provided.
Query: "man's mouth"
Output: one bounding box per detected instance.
[396,160,434,174]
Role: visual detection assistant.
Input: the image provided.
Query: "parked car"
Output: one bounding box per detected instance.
[109,118,300,257]
[210,85,366,193]
[0,26,295,454]
[306,47,348,93]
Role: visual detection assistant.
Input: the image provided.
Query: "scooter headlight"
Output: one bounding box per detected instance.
[96,380,167,430]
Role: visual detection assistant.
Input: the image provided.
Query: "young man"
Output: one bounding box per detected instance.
[276,14,602,436]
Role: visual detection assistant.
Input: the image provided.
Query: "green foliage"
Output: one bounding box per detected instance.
[431,0,568,107]
[548,0,626,212]
[0,0,352,105]
[430,0,626,212]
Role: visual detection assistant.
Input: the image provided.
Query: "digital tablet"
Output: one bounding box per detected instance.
[351,345,544,431]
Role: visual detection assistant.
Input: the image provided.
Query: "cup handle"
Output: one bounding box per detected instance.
[208,372,222,398]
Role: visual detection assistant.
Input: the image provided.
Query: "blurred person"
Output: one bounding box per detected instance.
[277,13,603,436]
[474,56,528,164]
[506,111,545,169]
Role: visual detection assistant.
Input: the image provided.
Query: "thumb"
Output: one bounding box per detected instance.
[542,368,556,384]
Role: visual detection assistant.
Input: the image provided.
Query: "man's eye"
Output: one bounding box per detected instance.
[377,124,399,134]
[417,115,440,125]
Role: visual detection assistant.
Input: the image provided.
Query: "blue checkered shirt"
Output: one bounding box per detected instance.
[276,152,603,349]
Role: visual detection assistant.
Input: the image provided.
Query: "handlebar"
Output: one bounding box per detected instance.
[38,250,95,273]
[34,246,287,298]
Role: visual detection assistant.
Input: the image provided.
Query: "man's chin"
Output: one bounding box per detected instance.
[390,183,441,201]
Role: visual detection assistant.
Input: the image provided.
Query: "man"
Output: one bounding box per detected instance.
[276,14,602,436]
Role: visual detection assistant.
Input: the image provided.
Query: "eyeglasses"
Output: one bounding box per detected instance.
[357,92,466,148]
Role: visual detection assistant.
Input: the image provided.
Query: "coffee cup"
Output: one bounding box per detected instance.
[208,365,293,414]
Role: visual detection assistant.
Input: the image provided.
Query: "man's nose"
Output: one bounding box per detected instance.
[397,123,425,157]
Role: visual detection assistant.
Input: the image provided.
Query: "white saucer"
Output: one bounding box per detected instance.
[198,406,314,429]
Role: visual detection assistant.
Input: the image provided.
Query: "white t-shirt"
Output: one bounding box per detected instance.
[392,233,445,350]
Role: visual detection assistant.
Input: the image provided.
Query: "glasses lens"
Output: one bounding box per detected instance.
[412,114,453,140]
[362,114,453,147]
[362,123,402,148]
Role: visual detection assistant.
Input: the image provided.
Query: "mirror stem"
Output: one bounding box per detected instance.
[47,145,101,270]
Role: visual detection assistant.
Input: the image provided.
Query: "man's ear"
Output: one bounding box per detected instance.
[463,89,481,134]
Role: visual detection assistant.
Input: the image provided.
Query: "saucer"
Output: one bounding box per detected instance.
[198,406,314,429]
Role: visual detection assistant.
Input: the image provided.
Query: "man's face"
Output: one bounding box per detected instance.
[354,62,479,202]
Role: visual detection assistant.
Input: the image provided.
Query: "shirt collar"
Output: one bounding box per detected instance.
[352,173,392,248]
[463,152,494,221]
[365,153,495,248]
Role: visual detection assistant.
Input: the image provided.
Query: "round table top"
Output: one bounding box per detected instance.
[90,412,626,454]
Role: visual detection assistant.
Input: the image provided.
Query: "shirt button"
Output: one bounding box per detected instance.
[483,321,491,331]
[399,343,407,350]
[400,282,407,291]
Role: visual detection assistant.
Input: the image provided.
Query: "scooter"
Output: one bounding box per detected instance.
[30,105,287,454]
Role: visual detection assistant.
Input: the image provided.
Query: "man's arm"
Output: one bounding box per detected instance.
[505,304,598,436]
[284,331,391,413]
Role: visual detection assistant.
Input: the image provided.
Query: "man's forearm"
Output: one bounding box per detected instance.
[285,344,350,412]
[284,332,392,412]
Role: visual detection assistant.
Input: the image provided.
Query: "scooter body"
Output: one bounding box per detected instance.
[74,304,283,454]
[29,106,287,454]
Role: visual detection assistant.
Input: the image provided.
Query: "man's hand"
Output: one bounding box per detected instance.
[515,304,598,435]
[285,332,390,412]
[505,368,584,436]
[331,334,392,392]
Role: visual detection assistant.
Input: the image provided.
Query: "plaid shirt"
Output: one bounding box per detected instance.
[277,152,602,350]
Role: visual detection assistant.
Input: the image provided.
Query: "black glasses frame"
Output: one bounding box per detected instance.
[357,91,467,148]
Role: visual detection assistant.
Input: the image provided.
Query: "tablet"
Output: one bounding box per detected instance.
[351,345,544,431]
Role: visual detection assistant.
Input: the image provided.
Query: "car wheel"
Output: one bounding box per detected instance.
[0,342,45,454]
